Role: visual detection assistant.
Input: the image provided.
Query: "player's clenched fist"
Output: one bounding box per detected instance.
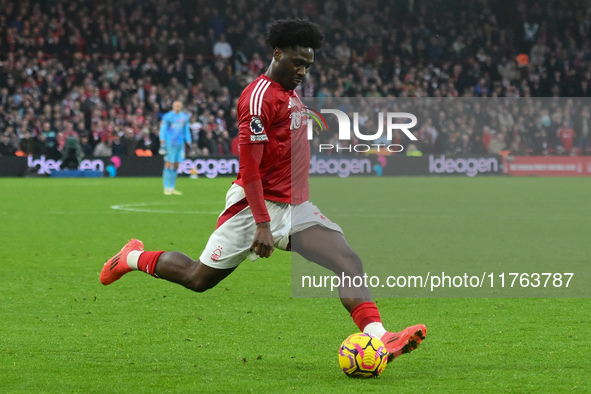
[251,222,274,258]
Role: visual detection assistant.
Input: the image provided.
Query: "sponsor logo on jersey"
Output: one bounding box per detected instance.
[250,116,264,134]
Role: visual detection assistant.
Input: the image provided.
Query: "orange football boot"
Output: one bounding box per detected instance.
[381,324,427,361]
[100,239,144,285]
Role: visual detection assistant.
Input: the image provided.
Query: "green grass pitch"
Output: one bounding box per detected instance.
[1,176,589,393]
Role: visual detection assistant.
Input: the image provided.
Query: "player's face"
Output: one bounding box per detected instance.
[275,46,314,91]
[172,101,182,113]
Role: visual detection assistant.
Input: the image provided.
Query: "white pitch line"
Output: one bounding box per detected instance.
[110,202,219,215]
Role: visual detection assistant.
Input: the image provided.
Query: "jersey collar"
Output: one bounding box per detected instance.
[261,74,292,92]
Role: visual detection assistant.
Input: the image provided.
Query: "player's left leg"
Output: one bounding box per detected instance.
[290,226,372,310]
[291,224,426,361]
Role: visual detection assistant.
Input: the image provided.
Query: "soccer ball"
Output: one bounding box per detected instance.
[338,333,388,378]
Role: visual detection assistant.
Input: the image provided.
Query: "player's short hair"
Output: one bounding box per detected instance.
[266,19,324,50]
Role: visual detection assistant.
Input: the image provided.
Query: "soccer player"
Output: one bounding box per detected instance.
[159,100,191,195]
[101,19,426,361]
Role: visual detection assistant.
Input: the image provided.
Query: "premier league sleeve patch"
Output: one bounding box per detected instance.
[249,116,268,142]
[250,116,264,134]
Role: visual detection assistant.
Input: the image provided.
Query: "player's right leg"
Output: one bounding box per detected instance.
[100,240,235,291]
[154,253,236,292]
[101,184,257,291]
[100,239,144,285]
[168,162,182,195]
[163,159,173,195]
[168,147,184,194]
[162,145,183,195]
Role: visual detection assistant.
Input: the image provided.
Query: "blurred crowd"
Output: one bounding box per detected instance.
[314,96,590,157]
[1,0,591,159]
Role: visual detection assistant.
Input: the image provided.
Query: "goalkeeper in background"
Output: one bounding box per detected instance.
[159,100,191,195]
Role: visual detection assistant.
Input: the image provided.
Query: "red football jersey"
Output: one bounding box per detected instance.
[557,127,575,152]
[234,75,310,204]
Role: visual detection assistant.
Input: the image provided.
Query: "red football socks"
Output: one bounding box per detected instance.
[137,251,164,277]
[350,302,382,331]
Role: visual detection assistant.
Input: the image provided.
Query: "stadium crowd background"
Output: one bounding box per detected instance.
[1,0,591,160]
